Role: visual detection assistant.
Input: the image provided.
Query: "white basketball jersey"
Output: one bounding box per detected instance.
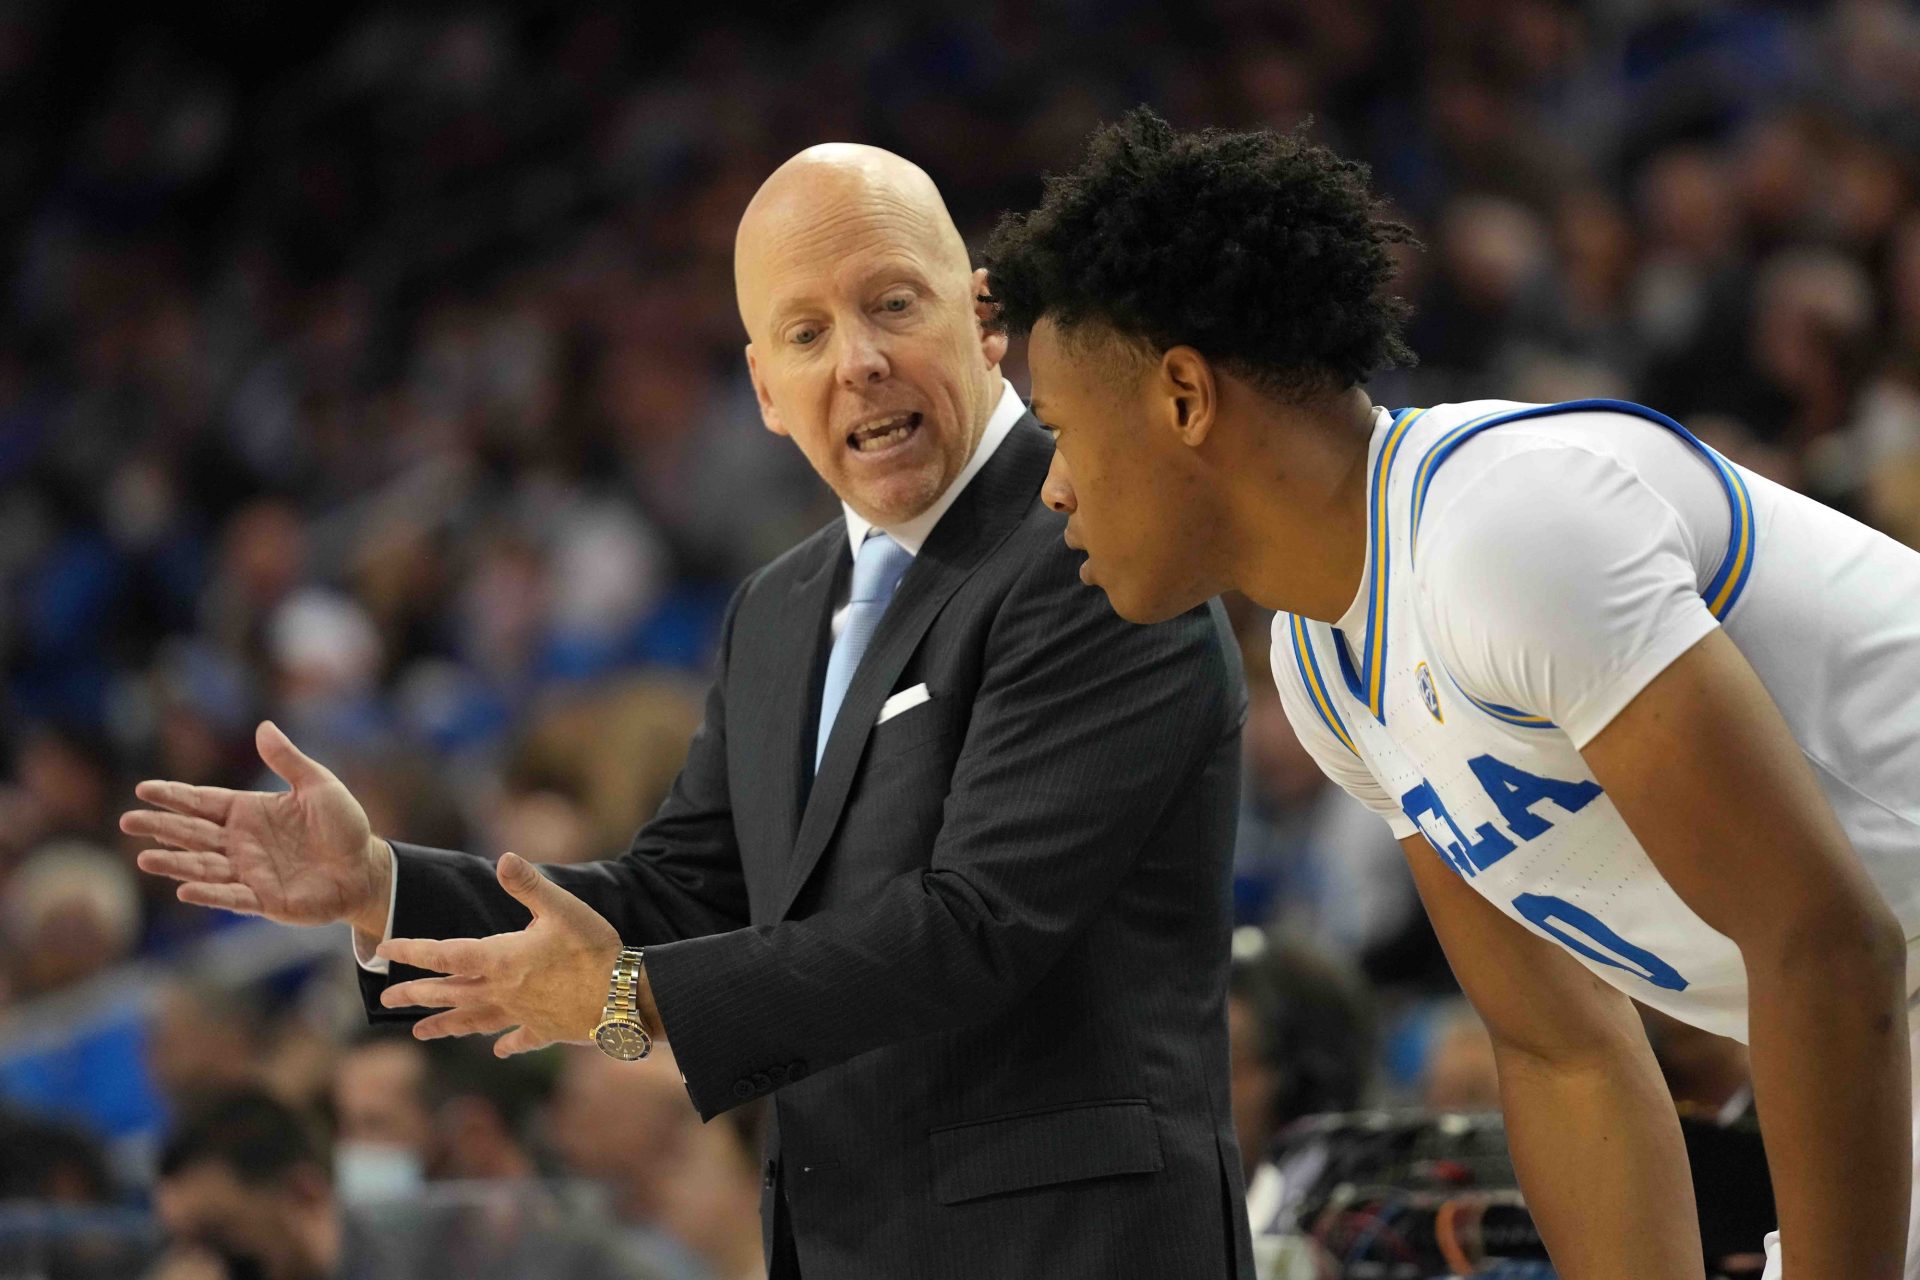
[1271,399,1920,1042]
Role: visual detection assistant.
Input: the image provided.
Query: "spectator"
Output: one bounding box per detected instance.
[155,1086,668,1280]
[1227,926,1379,1181]
[328,1034,430,1204]
[149,1088,376,1280]
[0,1108,114,1203]
[653,1108,768,1280]
[550,1048,707,1280]
[3,840,142,999]
[329,1031,552,1199]
[416,1038,552,1183]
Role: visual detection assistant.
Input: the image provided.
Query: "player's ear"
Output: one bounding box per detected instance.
[1159,346,1216,448]
[972,267,1009,370]
[745,344,790,438]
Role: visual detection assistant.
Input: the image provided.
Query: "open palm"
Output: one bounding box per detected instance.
[122,721,387,931]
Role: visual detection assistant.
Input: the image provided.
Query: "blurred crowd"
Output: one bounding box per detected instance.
[2,0,1916,1274]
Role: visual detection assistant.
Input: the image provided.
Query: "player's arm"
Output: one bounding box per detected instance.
[1399,833,1706,1280]
[1417,436,1910,1277]
[1579,627,1911,1280]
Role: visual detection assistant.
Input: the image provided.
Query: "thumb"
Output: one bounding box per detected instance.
[496,852,560,916]
[256,721,332,790]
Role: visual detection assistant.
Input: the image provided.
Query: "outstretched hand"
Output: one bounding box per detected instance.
[376,852,636,1057]
[122,722,391,935]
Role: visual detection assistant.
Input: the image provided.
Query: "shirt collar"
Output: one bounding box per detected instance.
[1333,405,1395,635]
[843,377,1027,559]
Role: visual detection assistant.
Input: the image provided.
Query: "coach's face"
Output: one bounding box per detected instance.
[737,147,1007,527]
[1033,317,1225,624]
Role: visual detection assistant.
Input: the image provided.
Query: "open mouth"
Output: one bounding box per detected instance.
[847,412,923,454]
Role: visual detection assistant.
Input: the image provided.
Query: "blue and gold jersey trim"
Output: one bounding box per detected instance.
[1334,407,1428,724]
[1447,673,1556,728]
[1406,397,1759,729]
[1700,440,1755,620]
[1288,613,1361,758]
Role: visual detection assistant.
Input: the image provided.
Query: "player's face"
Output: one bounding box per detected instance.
[1031,317,1219,623]
[743,200,1006,528]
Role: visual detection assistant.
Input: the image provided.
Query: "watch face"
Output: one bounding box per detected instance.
[594,1020,650,1061]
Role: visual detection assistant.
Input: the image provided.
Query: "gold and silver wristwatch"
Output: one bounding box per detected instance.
[593,946,653,1061]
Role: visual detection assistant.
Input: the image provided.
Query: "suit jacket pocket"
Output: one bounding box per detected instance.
[928,1099,1163,1205]
[864,695,955,758]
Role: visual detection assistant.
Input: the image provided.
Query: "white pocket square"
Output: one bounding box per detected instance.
[877,683,931,724]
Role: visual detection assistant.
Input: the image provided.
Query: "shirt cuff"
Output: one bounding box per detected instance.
[351,852,401,974]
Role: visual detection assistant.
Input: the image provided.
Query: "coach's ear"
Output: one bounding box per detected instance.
[973,268,1009,370]
[1158,345,1216,448]
[745,343,790,438]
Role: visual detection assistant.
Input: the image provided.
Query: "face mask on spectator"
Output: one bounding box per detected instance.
[333,1142,424,1202]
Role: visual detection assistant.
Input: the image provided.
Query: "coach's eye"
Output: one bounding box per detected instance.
[791,326,819,346]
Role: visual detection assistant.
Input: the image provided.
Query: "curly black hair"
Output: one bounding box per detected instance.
[984,107,1417,399]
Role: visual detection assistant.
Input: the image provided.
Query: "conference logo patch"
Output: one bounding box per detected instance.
[1416,661,1443,723]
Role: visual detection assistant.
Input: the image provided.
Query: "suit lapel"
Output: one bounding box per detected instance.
[778,418,1053,919]
[767,533,847,859]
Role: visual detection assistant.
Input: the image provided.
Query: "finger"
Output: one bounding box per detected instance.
[494,1026,553,1057]
[177,882,264,916]
[412,1006,514,1040]
[132,780,238,823]
[380,975,488,1010]
[136,849,235,884]
[120,809,226,852]
[256,720,335,791]
[376,936,497,977]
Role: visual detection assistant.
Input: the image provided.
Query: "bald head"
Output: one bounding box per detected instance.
[731,143,1006,528]
[735,144,971,340]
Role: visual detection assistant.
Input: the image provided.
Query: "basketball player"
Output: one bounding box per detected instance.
[985,109,1920,1279]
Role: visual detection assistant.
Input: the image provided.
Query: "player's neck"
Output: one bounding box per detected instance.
[1220,387,1372,623]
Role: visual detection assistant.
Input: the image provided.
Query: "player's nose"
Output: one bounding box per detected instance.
[1042,450,1076,514]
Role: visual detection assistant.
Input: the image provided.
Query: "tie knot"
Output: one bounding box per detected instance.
[850,533,912,604]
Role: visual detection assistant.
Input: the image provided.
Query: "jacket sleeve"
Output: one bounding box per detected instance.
[641,539,1245,1117]
[357,578,754,1022]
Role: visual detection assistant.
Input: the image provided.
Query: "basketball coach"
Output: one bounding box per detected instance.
[125,144,1254,1279]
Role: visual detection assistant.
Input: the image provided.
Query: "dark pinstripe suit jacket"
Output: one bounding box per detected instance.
[359,417,1256,1279]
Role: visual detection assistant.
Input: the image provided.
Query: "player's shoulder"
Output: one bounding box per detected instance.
[1401,395,1694,478]
[1398,397,1645,483]
[1401,397,1684,560]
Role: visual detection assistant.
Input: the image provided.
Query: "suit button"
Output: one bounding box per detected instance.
[751,1072,772,1091]
[733,1079,754,1099]
[788,1059,808,1081]
[768,1064,789,1085]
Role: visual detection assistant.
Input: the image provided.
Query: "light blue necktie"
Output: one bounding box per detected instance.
[816,532,913,767]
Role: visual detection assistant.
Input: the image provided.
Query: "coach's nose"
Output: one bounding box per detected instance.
[836,322,890,389]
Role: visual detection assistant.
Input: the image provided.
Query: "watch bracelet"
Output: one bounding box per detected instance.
[603,947,646,1020]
